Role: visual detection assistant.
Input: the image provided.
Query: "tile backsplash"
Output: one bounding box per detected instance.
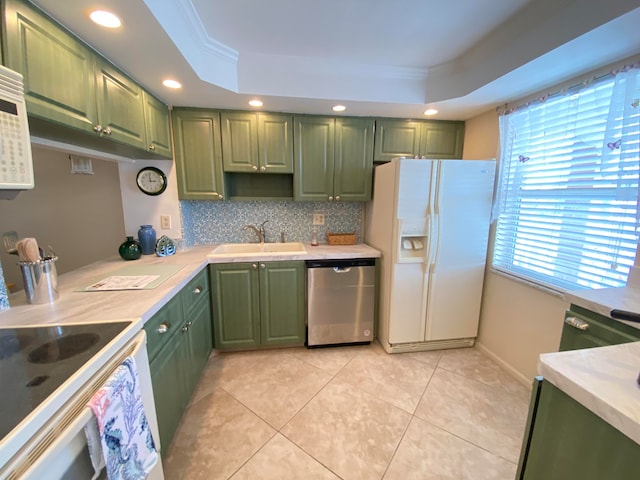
[181,201,363,246]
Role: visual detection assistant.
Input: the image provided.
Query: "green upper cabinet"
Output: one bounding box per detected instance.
[1,0,171,158]
[2,0,97,132]
[221,112,293,174]
[172,109,226,200]
[210,261,305,350]
[373,118,465,162]
[294,115,373,202]
[94,59,146,151]
[334,117,374,202]
[373,119,423,162]
[143,91,173,158]
[421,121,465,159]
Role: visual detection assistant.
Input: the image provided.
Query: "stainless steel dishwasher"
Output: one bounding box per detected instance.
[306,258,376,346]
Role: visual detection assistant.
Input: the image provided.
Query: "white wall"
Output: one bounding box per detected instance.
[117,159,182,242]
[463,109,568,384]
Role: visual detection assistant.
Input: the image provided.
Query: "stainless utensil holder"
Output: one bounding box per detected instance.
[18,256,59,304]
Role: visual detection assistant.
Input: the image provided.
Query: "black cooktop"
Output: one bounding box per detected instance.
[0,321,130,441]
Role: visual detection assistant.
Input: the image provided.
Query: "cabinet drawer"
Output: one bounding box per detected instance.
[559,305,640,351]
[144,295,183,362]
[182,268,210,317]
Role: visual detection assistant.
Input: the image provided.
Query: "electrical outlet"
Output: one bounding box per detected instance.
[312,213,325,225]
[160,215,172,230]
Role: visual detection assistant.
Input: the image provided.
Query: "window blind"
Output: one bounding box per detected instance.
[493,67,640,291]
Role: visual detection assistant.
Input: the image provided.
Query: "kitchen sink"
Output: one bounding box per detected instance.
[208,242,307,257]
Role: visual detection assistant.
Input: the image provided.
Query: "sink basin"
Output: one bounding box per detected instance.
[209,242,307,257]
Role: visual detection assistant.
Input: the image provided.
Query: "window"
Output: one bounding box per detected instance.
[493,66,640,292]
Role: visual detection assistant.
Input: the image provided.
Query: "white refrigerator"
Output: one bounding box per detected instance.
[365,157,496,353]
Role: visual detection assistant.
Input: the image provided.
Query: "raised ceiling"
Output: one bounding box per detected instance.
[30,0,640,120]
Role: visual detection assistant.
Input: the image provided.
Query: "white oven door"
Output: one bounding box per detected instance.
[16,331,164,480]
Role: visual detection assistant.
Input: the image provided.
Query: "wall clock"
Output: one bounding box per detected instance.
[136,166,167,196]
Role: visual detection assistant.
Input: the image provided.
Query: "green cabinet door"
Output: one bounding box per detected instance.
[334,117,374,201]
[294,115,335,201]
[421,121,464,159]
[258,113,293,173]
[95,59,147,150]
[172,109,226,200]
[517,378,640,479]
[2,0,97,132]
[210,263,261,349]
[259,261,305,346]
[221,112,259,172]
[143,91,172,158]
[150,324,190,452]
[373,119,423,162]
[183,298,213,395]
[221,112,293,173]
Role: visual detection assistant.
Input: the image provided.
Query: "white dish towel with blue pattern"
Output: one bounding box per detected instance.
[85,356,159,480]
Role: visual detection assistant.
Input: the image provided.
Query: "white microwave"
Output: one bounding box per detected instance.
[0,65,34,199]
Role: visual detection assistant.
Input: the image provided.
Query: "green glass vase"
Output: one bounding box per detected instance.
[118,236,142,260]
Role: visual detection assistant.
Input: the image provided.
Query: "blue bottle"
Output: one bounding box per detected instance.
[138,225,157,255]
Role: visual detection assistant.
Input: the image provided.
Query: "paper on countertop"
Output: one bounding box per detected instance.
[85,275,160,291]
[78,264,185,291]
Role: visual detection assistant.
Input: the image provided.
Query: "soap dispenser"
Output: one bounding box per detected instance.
[311,227,319,246]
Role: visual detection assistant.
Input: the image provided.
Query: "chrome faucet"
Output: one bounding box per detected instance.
[243,221,268,243]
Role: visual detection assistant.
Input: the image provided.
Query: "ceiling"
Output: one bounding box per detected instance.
[30,0,640,120]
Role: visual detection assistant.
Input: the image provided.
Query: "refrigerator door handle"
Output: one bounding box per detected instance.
[428,213,440,269]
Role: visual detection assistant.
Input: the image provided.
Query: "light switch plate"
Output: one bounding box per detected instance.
[160,215,171,229]
[312,213,325,225]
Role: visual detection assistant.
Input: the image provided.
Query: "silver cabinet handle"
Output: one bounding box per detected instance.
[252,165,258,171]
[148,144,156,151]
[182,326,189,333]
[328,195,333,201]
[252,264,258,269]
[93,125,102,133]
[218,194,224,200]
[565,316,589,331]
[193,286,202,294]
[335,195,341,201]
[156,322,170,334]
[186,321,193,327]
[103,127,112,136]
[260,263,266,269]
[260,166,266,172]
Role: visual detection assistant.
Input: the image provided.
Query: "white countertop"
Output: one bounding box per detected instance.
[564,286,640,330]
[0,243,380,328]
[538,341,640,445]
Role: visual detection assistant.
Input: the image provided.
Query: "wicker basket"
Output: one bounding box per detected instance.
[326,232,357,245]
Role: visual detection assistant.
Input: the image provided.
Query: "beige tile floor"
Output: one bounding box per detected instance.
[162,342,531,480]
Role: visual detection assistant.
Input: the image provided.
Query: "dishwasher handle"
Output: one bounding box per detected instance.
[306,258,376,269]
[333,266,351,273]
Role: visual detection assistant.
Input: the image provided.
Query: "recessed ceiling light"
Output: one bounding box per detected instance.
[424,108,438,116]
[248,99,263,107]
[332,105,346,112]
[162,79,182,89]
[89,10,122,29]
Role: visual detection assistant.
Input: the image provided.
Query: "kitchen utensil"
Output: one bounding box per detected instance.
[2,231,19,255]
[18,238,41,263]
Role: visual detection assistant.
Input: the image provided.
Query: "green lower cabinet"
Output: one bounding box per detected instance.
[517,378,640,479]
[259,262,306,346]
[149,327,190,451]
[560,305,640,351]
[145,268,213,451]
[210,261,305,350]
